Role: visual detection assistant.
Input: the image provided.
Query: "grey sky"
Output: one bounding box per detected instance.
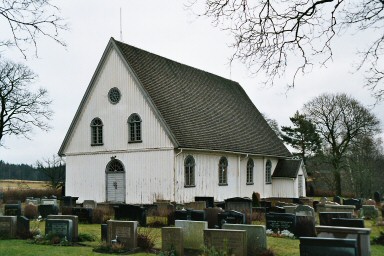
[0,0,382,165]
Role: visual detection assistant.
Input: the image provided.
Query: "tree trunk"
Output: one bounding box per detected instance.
[334,170,342,196]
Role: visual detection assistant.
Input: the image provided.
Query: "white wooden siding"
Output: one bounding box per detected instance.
[272,178,295,197]
[64,47,174,155]
[65,149,174,204]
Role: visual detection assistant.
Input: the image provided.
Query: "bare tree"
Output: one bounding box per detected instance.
[0,58,52,146]
[191,0,384,99]
[36,154,65,189]
[0,0,67,57]
[303,93,380,195]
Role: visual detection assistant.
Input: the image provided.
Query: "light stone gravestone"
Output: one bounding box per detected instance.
[45,219,73,241]
[0,216,17,238]
[175,220,207,249]
[41,198,57,205]
[25,198,39,206]
[83,200,97,209]
[283,205,297,214]
[316,225,371,256]
[222,223,267,256]
[204,229,247,256]
[47,215,79,241]
[107,220,138,249]
[360,205,379,220]
[162,227,184,256]
[294,205,315,217]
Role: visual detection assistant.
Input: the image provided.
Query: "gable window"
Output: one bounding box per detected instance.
[184,155,195,187]
[218,157,228,185]
[265,160,272,184]
[91,118,103,145]
[246,158,254,184]
[128,113,142,142]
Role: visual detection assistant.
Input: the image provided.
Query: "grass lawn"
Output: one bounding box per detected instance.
[0,220,383,255]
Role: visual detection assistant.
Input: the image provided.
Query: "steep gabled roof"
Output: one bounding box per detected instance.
[272,159,304,178]
[59,37,291,157]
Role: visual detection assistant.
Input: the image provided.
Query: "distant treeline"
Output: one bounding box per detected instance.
[0,160,49,181]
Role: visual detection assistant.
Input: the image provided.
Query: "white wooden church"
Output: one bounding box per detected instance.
[58,38,307,204]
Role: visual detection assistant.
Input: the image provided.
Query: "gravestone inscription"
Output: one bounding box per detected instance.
[47,215,79,241]
[45,219,73,241]
[107,220,138,249]
[0,216,17,238]
[266,213,296,234]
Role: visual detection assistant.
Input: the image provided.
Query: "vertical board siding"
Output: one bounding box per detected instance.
[64,48,173,155]
[66,149,174,204]
[272,179,295,198]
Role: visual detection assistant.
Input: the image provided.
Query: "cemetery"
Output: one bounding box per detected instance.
[0,193,384,255]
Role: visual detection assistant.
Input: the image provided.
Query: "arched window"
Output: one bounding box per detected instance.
[246,158,254,184]
[91,118,103,145]
[106,159,125,173]
[128,113,142,142]
[184,155,195,187]
[218,157,228,185]
[265,160,272,184]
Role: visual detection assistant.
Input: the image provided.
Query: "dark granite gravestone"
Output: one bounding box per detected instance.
[45,219,74,241]
[269,206,285,213]
[331,218,365,228]
[260,201,272,210]
[225,197,252,224]
[0,216,17,238]
[17,216,30,239]
[190,210,205,221]
[101,224,108,242]
[300,237,358,256]
[72,207,93,223]
[195,196,214,208]
[4,204,21,216]
[343,198,362,210]
[319,212,353,226]
[38,204,59,218]
[333,196,342,205]
[113,204,147,226]
[47,215,79,242]
[374,191,381,203]
[61,196,79,207]
[295,215,316,237]
[175,209,190,220]
[204,207,224,228]
[217,210,245,228]
[266,213,296,235]
[0,191,3,203]
[162,227,184,256]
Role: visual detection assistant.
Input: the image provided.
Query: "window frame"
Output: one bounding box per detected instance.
[246,158,254,185]
[218,157,228,186]
[128,113,142,143]
[90,117,103,146]
[184,155,196,187]
[265,159,272,184]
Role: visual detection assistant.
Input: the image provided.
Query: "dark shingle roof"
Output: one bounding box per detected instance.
[272,159,302,178]
[113,38,290,157]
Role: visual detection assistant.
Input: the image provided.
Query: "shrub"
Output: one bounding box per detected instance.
[78,233,96,242]
[92,207,114,224]
[252,192,260,207]
[137,227,159,251]
[3,188,60,203]
[260,248,276,256]
[24,204,38,219]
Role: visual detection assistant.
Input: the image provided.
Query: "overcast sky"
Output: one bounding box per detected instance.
[0,0,383,165]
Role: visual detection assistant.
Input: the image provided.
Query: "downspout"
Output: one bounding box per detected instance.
[238,155,241,196]
[174,149,183,203]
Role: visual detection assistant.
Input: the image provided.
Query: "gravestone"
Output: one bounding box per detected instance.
[343,198,362,210]
[300,237,358,256]
[38,204,59,218]
[217,210,245,228]
[269,206,285,213]
[294,205,315,217]
[260,201,272,208]
[204,229,247,256]
[184,201,206,210]
[319,212,353,226]
[162,227,184,256]
[61,196,78,207]
[113,204,147,226]
[195,196,214,208]
[190,210,205,221]
[205,207,224,228]
[175,220,207,249]
[312,201,320,212]
[266,213,296,235]
[101,224,108,242]
[17,216,30,239]
[360,205,379,220]
[47,215,79,242]
[0,216,17,238]
[222,223,267,256]
[41,198,57,206]
[107,220,138,249]
[4,204,21,216]
[295,215,316,237]
[317,204,355,214]
[374,191,381,204]
[225,197,252,223]
[331,218,365,228]
[175,209,189,220]
[26,199,39,206]
[154,202,175,225]
[83,200,97,209]
[316,225,371,256]
[45,219,73,241]
[333,196,342,205]
[283,205,297,214]
[72,207,93,223]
